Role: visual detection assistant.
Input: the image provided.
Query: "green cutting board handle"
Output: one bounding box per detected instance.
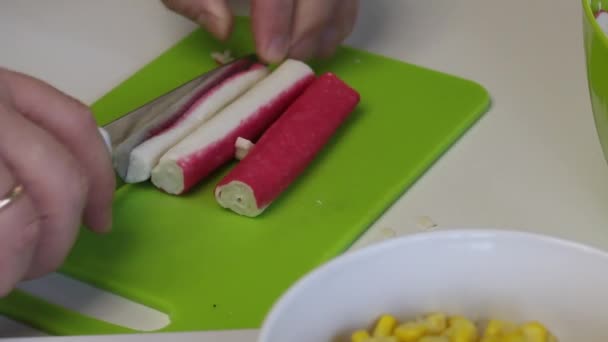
[0,291,134,335]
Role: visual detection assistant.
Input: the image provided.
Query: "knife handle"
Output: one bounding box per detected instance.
[98,127,112,153]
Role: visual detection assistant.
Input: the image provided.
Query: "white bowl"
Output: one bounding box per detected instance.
[257,229,608,342]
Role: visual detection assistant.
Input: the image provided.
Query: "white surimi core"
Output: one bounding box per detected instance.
[215,181,266,217]
[150,59,314,194]
[598,11,608,35]
[124,66,269,183]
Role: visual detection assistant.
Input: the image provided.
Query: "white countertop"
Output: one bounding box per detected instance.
[2,0,608,341]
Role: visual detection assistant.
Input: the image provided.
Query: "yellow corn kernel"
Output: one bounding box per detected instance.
[424,313,448,334]
[520,321,549,342]
[419,337,450,342]
[484,319,517,337]
[479,337,500,342]
[394,321,427,342]
[367,337,399,342]
[447,332,477,342]
[444,316,478,342]
[500,331,526,342]
[351,329,371,342]
[373,314,398,337]
[448,315,470,326]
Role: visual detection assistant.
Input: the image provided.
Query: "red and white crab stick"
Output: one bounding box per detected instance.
[214,72,360,217]
[150,59,315,195]
[124,63,269,183]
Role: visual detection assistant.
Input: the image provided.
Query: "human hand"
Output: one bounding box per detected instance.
[0,68,115,296]
[162,0,359,63]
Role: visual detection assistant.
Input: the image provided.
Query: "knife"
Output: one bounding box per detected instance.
[96,54,260,181]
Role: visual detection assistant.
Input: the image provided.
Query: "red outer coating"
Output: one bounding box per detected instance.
[216,73,360,209]
[149,63,267,138]
[176,74,315,193]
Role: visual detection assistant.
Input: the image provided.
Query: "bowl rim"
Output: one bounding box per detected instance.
[583,0,608,48]
[257,228,608,341]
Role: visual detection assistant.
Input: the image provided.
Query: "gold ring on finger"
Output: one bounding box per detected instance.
[0,184,24,212]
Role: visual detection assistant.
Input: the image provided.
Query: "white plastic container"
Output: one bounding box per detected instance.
[258,229,608,342]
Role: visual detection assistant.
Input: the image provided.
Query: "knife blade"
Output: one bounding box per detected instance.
[96,54,259,181]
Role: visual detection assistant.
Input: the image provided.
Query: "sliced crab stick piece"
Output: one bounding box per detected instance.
[214,72,360,217]
[235,137,255,160]
[123,63,269,183]
[150,59,315,195]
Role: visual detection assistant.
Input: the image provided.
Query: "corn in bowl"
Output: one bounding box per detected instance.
[350,313,558,342]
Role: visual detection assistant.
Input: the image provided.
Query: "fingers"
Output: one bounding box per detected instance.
[162,0,359,62]
[162,0,233,41]
[2,69,115,233]
[317,0,359,59]
[0,157,40,296]
[250,0,359,62]
[0,103,87,279]
[288,0,339,61]
[251,0,296,63]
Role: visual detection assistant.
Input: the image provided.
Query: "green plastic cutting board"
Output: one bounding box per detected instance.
[0,17,490,335]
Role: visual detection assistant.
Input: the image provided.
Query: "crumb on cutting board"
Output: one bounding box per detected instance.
[416,216,437,229]
[211,50,234,65]
[380,227,397,238]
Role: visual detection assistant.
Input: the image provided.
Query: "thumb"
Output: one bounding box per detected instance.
[162,0,233,41]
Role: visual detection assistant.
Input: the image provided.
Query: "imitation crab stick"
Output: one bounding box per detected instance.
[214,72,360,217]
[123,63,269,183]
[111,57,253,181]
[150,59,315,195]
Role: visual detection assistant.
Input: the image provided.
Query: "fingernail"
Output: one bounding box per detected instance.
[264,35,289,63]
